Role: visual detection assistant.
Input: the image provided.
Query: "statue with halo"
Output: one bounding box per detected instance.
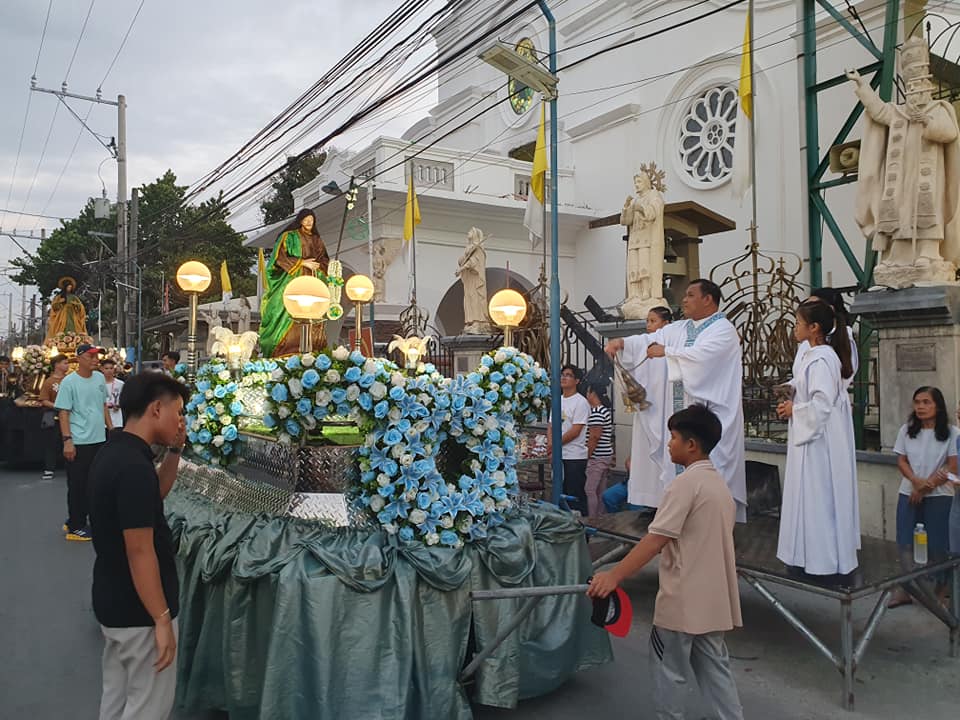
[620,163,668,319]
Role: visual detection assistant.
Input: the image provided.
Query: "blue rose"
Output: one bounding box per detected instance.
[225,382,238,393]
[382,459,398,476]
[222,443,233,455]
[198,429,212,444]
[502,363,517,376]
[378,484,395,497]
[316,354,332,371]
[489,371,504,383]
[424,363,436,374]
[187,431,197,443]
[493,487,507,501]
[313,405,328,420]
[229,401,243,415]
[197,380,211,392]
[374,401,389,419]
[349,349,365,365]
[361,470,375,483]
[336,403,352,417]
[397,418,412,433]
[243,361,255,373]
[214,385,227,399]
[206,406,218,418]
[271,384,289,402]
[330,388,347,405]
[344,366,361,382]
[389,386,405,401]
[502,384,513,398]
[285,419,301,437]
[440,530,459,546]
[480,355,493,367]
[358,373,375,388]
[467,372,482,384]
[296,398,313,416]
[301,369,320,390]
[417,493,432,510]
[358,393,373,411]
[399,526,414,542]
[285,355,301,370]
[263,415,276,428]
[485,390,499,404]
[223,425,238,441]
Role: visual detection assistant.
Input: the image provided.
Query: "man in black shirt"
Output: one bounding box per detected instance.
[89,372,188,720]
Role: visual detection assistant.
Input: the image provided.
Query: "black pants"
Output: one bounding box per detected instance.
[42,427,61,473]
[562,458,588,514]
[66,442,104,531]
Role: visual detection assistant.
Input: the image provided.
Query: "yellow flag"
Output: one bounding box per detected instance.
[523,103,548,245]
[258,248,267,290]
[220,260,233,301]
[738,14,752,120]
[403,171,421,243]
[731,13,753,201]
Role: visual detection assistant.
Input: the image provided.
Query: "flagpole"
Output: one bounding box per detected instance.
[409,160,418,304]
[748,0,758,253]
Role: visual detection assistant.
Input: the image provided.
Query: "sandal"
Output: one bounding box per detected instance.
[887,590,913,609]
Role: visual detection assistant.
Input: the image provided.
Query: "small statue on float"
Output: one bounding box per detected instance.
[620,163,669,319]
[46,276,89,341]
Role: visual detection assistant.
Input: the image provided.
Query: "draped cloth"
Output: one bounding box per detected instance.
[259,230,330,357]
[166,490,612,719]
[46,292,88,339]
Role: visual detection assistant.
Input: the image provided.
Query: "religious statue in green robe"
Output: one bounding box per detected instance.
[260,209,330,357]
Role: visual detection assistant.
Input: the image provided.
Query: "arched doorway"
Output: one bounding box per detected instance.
[435,268,534,336]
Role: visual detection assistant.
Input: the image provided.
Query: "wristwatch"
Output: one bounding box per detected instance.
[167,446,183,455]
[62,435,72,442]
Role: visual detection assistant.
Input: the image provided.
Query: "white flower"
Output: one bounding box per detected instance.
[263,401,275,413]
[414,420,429,434]
[197,402,207,413]
[472,425,485,436]
[485,416,499,431]
[482,497,496,512]
[405,488,417,501]
[302,414,317,430]
[489,383,500,392]
[346,384,360,401]
[501,402,512,412]
[533,398,542,407]
[390,443,405,459]
[278,406,291,419]
[492,471,506,485]
[218,370,230,381]
[369,382,387,400]
[446,483,456,494]
[496,498,510,510]
[301,353,316,367]
[470,459,481,472]
[370,495,385,512]
[450,426,462,437]
[324,369,340,384]
[192,443,205,454]
[220,415,232,425]
[494,350,507,363]
[333,346,350,361]
[212,435,225,447]
[288,378,303,398]
[192,420,202,432]
[363,359,378,375]
[388,407,402,422]
[377,473,391,487]
[441,515,454,529]
[364,433,376,448]
[423,443,432,455]
[383,523,398,535]
[205,390,214,400]
[215,402,225,414]
[270,368,285,381]
[478,365,489,375]
[409,509,427,525]
[315,389,331,405]
[390,372,405,387]
[425,532,440,546]
[400,453,414,467]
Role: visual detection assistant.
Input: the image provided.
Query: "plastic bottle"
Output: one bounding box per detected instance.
[913,523,928,565]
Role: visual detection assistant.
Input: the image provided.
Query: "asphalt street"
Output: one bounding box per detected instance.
[2,467,958,719]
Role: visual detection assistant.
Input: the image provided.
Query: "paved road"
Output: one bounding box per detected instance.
[2,468,957,719]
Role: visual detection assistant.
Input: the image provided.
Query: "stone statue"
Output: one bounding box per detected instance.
[620,165,668,319]
[848,35,960,288]
[455,227,491,334]
[372,241,387,302]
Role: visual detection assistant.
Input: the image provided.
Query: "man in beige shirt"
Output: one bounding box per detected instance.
[589,404,743,720]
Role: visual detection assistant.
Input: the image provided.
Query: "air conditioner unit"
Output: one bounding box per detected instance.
[829,140,861,175]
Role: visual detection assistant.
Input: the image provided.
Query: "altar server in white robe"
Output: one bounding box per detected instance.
[606,279,748,521]
[618,306,673,509]
[777,299,860,575]
[792,288,858,391]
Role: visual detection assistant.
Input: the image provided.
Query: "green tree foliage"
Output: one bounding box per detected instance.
[11,170,257,320]
[259,151,326,225]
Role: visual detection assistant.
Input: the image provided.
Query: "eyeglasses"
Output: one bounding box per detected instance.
[560,372,576,379]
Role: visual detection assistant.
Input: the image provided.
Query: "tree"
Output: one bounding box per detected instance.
[259,151,326,224]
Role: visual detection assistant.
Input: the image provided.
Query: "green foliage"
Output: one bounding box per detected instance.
[259,151,326,225]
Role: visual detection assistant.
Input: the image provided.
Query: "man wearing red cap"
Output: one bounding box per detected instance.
[55,343,114,540]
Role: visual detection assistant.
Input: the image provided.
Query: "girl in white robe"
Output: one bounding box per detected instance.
[777,300,860,575]
[792,288,858,390]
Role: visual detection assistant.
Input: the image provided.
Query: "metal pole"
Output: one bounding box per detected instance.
[536,0,563,506]
[802,0,822,288]
[354,302,363,351]
[367,179,375,342]
[460,595,542,681]
[471,584,588,600]
[116,94,127,349]
[841,599,855,710]
[747,0,758,255]
[137,265,143,373]
[299,321,312,354]
[128,188,139,352]
[853,589,892,667]
[20,283,26,338]
[186,293,199,382]
[7,294,12,345]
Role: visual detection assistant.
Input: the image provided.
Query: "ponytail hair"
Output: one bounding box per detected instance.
[797,299,853,379]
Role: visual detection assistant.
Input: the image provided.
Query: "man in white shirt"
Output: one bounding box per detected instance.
[101,359,125,430]
[606,279,748,522]
[547,364,591,513]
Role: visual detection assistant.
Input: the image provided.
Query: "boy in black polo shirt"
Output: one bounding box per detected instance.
[89,372,188,720]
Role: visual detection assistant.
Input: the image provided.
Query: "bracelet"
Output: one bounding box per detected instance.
[155,608,171,621]
[62,436,72,441]
[167,446,183,455]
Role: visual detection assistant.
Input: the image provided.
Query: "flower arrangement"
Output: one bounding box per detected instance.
[43,331,93,354]
[468,347,550,426]
[19,345,49,376]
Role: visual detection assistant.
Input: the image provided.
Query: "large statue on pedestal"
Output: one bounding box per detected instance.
[620,164,668,319]
[456,227,491,334]
[848,35,960,288]
[46,276,88,341]
[260,209,330,357]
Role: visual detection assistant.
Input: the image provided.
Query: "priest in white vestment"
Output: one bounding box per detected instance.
[777,301,860,575]
[607,280,748,522]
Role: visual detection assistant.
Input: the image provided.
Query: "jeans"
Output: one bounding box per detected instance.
[66,441,105,531]
[602,480,649,514]
[896,493,953,585]
[562,459,588,514]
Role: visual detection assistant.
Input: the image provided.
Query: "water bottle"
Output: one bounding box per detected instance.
[913,523,928,565]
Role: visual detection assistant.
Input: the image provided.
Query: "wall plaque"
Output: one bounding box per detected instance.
[895,343,937,372]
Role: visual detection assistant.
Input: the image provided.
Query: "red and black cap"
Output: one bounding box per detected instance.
[589,583,633,638]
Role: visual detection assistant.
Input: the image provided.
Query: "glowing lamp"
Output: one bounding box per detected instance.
[175,261,212,293]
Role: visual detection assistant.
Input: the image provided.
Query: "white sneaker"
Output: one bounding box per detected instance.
[41,470,54,480]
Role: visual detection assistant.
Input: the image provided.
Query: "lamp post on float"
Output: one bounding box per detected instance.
[488,289,527,348]
[175,261,212,382]
[345,274,374,353]
[282,275,330,354]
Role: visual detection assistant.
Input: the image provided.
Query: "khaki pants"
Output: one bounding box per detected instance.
[585,455,614,518]
[99,619,178,720]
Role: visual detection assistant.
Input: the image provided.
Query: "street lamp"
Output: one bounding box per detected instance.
[282,275,330,354]
[176,260,212,381]
[345,274,375,353]
[488,289,527,347]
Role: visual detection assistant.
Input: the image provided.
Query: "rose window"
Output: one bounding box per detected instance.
[678,85,738,186]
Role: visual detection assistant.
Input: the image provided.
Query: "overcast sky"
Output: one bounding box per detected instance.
[0,0,417,325]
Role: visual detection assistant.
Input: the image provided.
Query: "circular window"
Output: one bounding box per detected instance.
[508,38,537,115]
[678,85,738,186]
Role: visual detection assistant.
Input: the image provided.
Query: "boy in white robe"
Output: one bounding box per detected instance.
[606,280,748,522]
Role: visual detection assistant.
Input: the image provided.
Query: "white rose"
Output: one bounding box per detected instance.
[288,378,303,398]
[205,390,214,400]
[457,517,473,532]
[400,453,414,467]
[263,401,275,413]
[446,483,456,494]
[333,346,350,361]
[324,369,340,384]
[409,509,427,525]
[492,470,506,483]
[364,433,376,447]
[391,443,405,459]
[363,359,378,375]
[197,402,207,412]
[271,368,285,381]
[301,353,316,367]
[315,389,331,405]
[191,420,202,431]
[496,499,511,510]
[383,523,398,535]
[472,425,484,436]
[501,402,512,412]
[220,415,232,425]
[218,370,230,381]
[483,497,496,512]
[441,515,454,529]
[369,382,387,400]
[414,420,429,434]
[215,402,225,414]
[212,435,225,447]
[192,444,205,454]
[489,383,500,392]
[478,365,489,375]
[494,351,507,363]
[485,416,499,431]
[388,407,402,422]
[302,414,317,430]
[470,459,481,472]
[278,406,291,419]
[450,427,462,437]
[346,384,360,401]
[533,398,542,407]
[425,532,440,546]
[377,473,391,487]
[423,444,432,455]
[370,495,385,512]
[405,488,417,501]
[390,372,405,387]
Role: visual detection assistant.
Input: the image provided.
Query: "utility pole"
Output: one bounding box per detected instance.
[125,187,138,349]
[29,295,37,345]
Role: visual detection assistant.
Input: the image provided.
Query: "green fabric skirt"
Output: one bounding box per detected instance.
[167,490,612,719]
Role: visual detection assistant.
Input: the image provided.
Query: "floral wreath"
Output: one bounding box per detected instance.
[184,345,549,547]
